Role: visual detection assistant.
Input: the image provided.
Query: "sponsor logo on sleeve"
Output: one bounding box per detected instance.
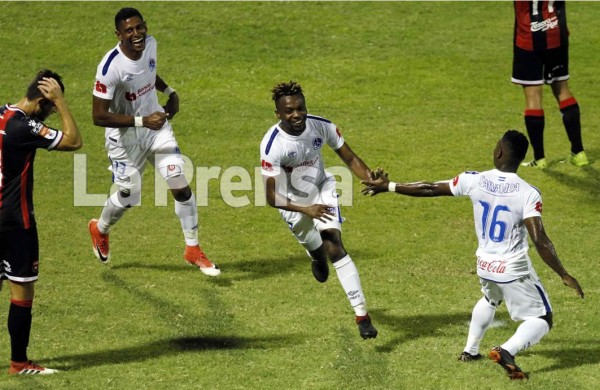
[535,201,543,213]
[95,81,107,94]
[28,120,57,140]
[261,159,273,172]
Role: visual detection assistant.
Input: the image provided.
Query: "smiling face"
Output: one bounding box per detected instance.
[275,94,308,136]
[116,15,147,60]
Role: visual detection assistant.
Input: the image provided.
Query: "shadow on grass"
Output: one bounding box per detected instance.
[44,334,301,371]
[532,339,600,374]
[370,308,472,353]
[110,254,309,285]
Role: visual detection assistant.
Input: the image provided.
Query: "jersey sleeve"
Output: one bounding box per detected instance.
[93,49,120,100]
[324,122,345,151]
[15,116,63,150]
[260,130,282,178]
[448,171,478,197]
[523,187,543,219]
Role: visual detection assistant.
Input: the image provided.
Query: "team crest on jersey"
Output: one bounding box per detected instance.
[287,151,297,158]
[125,74,134,81]
[149,58,156,72]
[312,137,323,150]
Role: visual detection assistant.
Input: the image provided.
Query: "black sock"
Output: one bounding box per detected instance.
[8,300,33,362]
[560,98,584,154]
[524,109,545,160]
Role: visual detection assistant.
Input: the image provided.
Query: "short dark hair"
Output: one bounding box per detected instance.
[271,81,303,104]
[26,69,64,100]
[502,129,529,163]
[115,7,143,30]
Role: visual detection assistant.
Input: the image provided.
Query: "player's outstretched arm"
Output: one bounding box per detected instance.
[361,168,453,198]
[335,143,371,181]
[524,217,584,298]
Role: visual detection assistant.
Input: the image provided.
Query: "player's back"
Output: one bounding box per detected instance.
[466,169,541,259]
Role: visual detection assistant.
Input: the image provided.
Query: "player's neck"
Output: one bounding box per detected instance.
[119,42,143,61]
[13,98,36,116]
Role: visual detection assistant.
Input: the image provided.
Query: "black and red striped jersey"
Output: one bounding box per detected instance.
[514,0,569,51]
[0,105,63,231]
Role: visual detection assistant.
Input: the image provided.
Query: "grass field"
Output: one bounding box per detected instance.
[1,1,599,389]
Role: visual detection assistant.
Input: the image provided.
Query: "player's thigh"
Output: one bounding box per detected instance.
[479,279,504,307]
[543,45,569,84]
[0,228,39,284]
[279,209,323,252]
[151,131,188,189]
[314,178,343,233]
[512,47,544,85]
[107,144,148,192]
[501,275,552,321]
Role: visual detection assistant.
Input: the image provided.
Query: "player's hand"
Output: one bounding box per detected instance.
[361,167,390,196]
[303,204,335,223]
[144,111,168,130]
[163,92,179,120]
[561,274,584,298]
[37,77,64,104]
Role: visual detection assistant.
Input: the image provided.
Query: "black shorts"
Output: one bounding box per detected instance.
[0,227,39,283]
[512,45,569,85]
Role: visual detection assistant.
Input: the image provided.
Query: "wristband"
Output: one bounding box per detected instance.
[134,116,143,127]
[163,86,176,96]
[388,181,397,193]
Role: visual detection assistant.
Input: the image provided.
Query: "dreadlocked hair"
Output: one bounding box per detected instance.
[271,81,303,102]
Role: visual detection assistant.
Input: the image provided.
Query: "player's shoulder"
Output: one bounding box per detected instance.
[260,125,282,155]
[97,46,122,77]
[307,114,332,124]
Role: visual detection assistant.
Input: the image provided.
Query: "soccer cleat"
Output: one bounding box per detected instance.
[489,346,528,380]
[311,258,329,283]
[458,351,483,362]
[184,245,221,276]
[356,314,378,339]
[520,158,548,169]
[88,219,110,264]
[569,151,589,167]
[9,360,58,375]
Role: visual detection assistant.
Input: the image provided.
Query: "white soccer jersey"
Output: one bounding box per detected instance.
[93,36,165,146]
[260,115,345,205]
[449,169,543,283]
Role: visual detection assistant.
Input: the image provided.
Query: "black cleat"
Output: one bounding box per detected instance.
[458,351,483,362]
[356,314,378,339]
[311,258,329,283]
[489,346,528,380]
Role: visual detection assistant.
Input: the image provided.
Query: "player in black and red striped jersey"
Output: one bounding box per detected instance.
[0,70,82,375]
[512,0,588,169]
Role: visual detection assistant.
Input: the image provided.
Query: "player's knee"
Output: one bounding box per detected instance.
[115,189,141,208]
[171,186,192,202]
[540,311,553,329]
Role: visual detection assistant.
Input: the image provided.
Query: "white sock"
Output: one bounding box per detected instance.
[501,317,550,356]
[98,191,129,234]
[175,192,198,246]
[464,297,496,355]
[333,255,367,316]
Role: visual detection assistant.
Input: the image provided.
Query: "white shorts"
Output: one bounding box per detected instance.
[480,274,552,322]
[106,125,186,192]
[279,178,342,251]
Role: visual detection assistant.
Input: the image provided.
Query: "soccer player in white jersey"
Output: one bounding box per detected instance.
[361,130,583,378]
[88,7,219,276]
[260,81,377,339]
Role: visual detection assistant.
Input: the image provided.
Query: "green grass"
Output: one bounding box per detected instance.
[1,1,599,389]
